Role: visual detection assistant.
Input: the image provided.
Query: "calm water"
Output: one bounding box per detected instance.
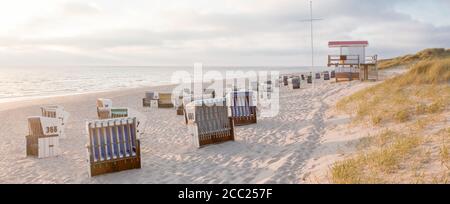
[0,66,329,103]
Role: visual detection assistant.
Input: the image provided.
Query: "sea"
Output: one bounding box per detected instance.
[0,66,331,103]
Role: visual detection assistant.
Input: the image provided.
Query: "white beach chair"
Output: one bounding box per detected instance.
[26,116,61,158]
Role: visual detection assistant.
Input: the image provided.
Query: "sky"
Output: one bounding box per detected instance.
[0,0,449,66]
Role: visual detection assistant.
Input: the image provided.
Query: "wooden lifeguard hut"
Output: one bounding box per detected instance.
[327,41,378,82]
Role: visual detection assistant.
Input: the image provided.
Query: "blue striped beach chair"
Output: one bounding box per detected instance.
[86,117,141,177]
[227,91,257,126]
[185,98,234,148]
[315,73,321,79]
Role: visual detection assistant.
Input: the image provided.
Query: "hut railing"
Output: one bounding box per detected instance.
[328,55,360,67]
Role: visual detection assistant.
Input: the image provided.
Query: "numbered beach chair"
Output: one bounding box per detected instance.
[26,116,61,158]
[185,98,235,148]
[86,117,141,177]
[227,91,257,126]
[41,105,69,138]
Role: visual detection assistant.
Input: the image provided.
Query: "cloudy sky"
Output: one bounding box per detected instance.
[0,0,449,66]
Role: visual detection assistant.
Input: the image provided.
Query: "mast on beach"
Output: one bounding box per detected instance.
[300,0,323,87]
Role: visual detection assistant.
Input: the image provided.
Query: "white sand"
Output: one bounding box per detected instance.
[0,78,379,184]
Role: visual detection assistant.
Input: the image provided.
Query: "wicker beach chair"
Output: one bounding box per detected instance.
[324,71,331,80]
[315,73,321,79]
[283,76,289,86]
[226,91,257,126]
[185,98,235,148]
[143,91,159,107]
[331,70,336,78]
[86,117,141,177]
[41,105,69,138]
[301,75,305,81]
[96,99,128,119]
[158,93,174,108]
[291,77,301,89]
[26,116,61,158]
[307,75,313,84]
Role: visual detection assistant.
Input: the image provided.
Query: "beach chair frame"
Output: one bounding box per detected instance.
[86,117,141,177]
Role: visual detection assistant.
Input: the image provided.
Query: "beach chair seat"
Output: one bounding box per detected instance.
[227,91,257,126]
[41,105,69,138]
[185,98,235,148]
[86,117,141,177]
[26,116,61,158]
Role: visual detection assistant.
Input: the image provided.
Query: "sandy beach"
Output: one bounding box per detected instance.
[0,75,383,184]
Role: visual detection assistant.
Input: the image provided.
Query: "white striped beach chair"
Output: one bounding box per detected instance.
[26,116,61,158]
[226,91,257,126]
[185,98,235,148]
[86,117,141,177]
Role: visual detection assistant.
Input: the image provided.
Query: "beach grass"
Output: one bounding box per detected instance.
[331,56,450,184]
[378,48,450,70]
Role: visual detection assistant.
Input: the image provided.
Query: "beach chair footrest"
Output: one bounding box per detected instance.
[89,140,141,177]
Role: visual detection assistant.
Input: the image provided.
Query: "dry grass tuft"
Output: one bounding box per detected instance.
[331,55,450,184]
